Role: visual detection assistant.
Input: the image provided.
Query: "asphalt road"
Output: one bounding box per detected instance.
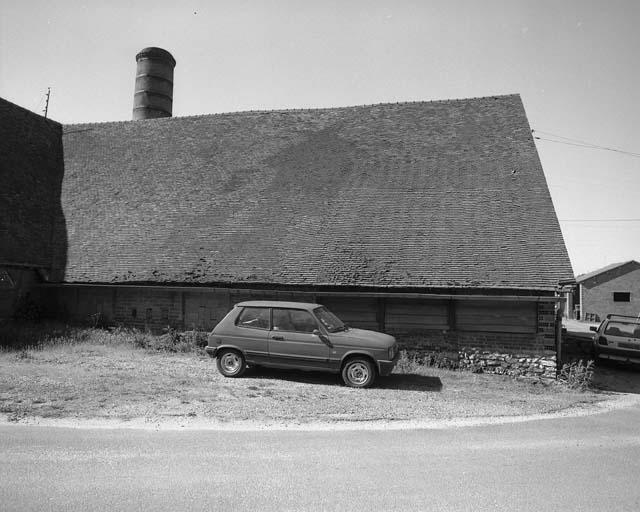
[2,403,640,512]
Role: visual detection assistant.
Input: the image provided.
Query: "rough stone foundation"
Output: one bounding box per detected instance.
[458,350,557,379]
[394,329,558,379]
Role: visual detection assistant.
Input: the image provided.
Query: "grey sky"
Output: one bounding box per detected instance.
[1,0,638,275]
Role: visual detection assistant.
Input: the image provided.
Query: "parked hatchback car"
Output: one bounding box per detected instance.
[205,301,399,388]
[591,314,640,364]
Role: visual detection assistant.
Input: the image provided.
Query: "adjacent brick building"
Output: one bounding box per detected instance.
[576,261,640,322]
[0,99,65,319]
[0,49,574,370]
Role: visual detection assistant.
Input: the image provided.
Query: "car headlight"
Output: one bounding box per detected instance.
[388,344,397,359]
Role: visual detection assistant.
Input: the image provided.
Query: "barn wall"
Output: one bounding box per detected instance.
[39,285,557,355]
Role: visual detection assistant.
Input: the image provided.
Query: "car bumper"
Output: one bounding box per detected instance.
[378,351,400,376]
[595,345,640,363]
[205,346,218,358]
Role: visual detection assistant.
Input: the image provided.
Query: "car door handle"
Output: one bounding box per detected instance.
[271,335,284,341]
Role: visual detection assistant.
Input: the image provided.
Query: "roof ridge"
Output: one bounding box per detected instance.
[0,96,62,128]
[576,260,640,281]
[62,93,522,128]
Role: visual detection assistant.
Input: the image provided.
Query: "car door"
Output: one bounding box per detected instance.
[268,308,332,370]
[230,306,271,364]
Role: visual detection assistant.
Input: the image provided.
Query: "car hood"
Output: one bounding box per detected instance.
[329,328,395,349]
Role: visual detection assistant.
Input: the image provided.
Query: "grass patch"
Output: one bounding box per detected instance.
[0,323,608,425]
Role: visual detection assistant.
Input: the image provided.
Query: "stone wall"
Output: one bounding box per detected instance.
[458,350,556,379]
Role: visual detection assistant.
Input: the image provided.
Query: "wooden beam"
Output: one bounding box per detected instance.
[39,283,562,302]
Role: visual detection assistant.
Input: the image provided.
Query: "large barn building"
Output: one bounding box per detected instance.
[1,48,573,372]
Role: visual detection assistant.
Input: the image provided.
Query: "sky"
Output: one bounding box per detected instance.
[1,0,638,277]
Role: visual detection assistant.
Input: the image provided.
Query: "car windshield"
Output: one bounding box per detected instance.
[314,306,347,333]
[604,321,640,339]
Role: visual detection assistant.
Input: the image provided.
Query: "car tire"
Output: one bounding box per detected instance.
[216,349,246,378]
[341,358,375,388]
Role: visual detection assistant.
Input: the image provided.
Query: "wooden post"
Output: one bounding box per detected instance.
[448,299,456,330]
[556,306,563,369]
[111,287,117,323]
[180,291,186,329]
[377,297,386,332]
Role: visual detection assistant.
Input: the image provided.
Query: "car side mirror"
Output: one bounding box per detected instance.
[589,326,598,332]
[313,329,333,348]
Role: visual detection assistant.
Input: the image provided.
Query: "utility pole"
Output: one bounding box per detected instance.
[43,87,51,118]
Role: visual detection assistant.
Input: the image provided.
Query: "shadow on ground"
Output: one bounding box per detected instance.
[246,366,442,391]
[376,374,443,391]
[592,361,640,394]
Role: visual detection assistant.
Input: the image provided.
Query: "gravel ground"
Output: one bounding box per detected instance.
[0,341,610,427]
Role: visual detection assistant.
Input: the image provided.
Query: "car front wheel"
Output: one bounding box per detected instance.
[342,358,375,388]
[217,349,246,378]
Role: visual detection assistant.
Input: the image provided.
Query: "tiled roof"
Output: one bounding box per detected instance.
[59,94,573,290]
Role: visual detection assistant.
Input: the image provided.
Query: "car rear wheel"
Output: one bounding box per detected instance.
[341,358,375,388]
[217,349,246,378]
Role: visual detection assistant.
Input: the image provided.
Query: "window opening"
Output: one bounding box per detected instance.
[273,309,318,333]
[236,307,270,330]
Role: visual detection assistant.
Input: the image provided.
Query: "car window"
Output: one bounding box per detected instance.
[313,306,346,333]
[604,321,640,339]
[272,309,318,333]
[236,307,270,330]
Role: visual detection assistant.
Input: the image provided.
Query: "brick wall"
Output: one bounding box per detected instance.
[581,267,640,322]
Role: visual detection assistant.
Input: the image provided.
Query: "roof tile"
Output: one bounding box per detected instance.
[59,95,573,290]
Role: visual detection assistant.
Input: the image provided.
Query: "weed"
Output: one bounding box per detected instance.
[395,349,459,373]
[395,350,423,374]
[558,360,595,391]
[17,349,34,360]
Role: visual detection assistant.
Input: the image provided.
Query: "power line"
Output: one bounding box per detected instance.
[535,129,613,148]
[559,219,640,223]
[532,129,640,158]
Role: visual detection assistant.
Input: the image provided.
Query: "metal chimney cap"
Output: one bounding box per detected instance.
[135,47,176,66]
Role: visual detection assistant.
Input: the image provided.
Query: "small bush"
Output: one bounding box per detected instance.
[558,360,594,391]
[129,326,207,353]
[395,350,422,374]
[0,322,208,354]
[395,349,459,373]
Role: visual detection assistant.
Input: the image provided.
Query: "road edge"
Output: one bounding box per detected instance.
[1,392,639,432]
